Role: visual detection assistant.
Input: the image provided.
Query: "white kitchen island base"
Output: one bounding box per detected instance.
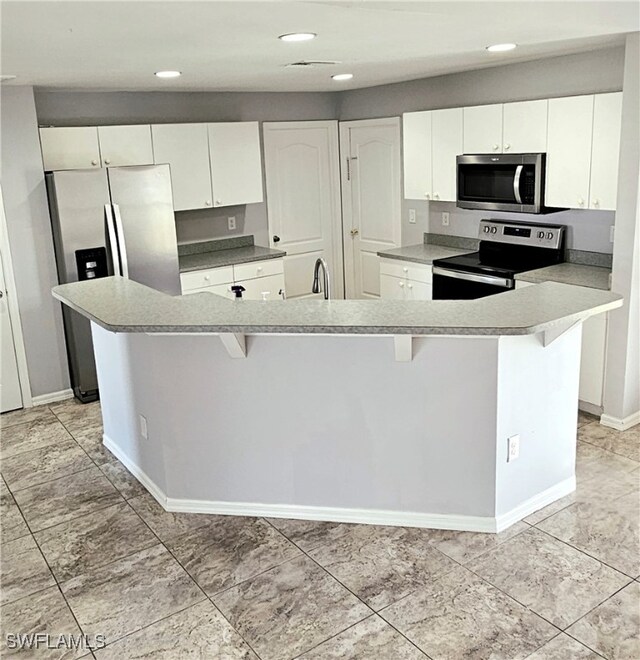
[93,323,581,533]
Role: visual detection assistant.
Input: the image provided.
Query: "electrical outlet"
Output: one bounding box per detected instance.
[228,216,237,231]
[610,225,615,243]
[409,209,417,224]
[442,212,450,226]
[507,434,520,462]
[139,414,148,440]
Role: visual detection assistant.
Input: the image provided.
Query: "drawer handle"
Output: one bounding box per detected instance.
[91,159,98,166]
[204,275,210,281]
[403,267,408,273]
[398,281,404,287]
[257,266,263,272]
[407,283,413,289]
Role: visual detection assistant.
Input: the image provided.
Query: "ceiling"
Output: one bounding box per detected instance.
[1,1,638,92]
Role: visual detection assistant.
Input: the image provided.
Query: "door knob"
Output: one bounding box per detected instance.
[350,228,359,237]
[273,235,280,243]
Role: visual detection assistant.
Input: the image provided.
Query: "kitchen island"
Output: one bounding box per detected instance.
[53,277,622,533]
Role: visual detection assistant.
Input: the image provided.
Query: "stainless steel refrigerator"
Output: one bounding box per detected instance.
[47,164,180,402]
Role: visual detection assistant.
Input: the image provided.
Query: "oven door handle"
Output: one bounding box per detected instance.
[432,266,513,288]
[513,165,523,204]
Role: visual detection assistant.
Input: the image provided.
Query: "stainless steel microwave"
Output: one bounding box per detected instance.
[456,153,556,214]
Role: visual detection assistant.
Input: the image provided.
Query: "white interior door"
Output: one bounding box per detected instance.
[0,248,23,413]
[264,121,343,299]
[341,118,401,298]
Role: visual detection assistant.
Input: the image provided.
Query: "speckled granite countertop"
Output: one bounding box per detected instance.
[179,245,286,272]
[515,263,612,290]
[53,276,621,336]
[377,244,470,264]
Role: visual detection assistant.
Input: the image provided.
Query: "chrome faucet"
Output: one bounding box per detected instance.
[312,257,331,300]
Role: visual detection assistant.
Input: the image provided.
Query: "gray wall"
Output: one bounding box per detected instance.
[0,87,70,398]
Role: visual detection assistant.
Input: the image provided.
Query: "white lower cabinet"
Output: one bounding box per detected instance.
[379,259,432,301]
[515,280,607,409]
[235,274,285,300]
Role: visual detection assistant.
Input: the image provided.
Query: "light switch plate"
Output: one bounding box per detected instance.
[409,209,417,224]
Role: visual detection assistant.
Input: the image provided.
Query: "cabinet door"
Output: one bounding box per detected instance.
[589,92,623,211]
[402,111,432,200]
[97,125,154,167]
[380,274,407,300]
[503,100,548,153]
[39,127,101,171]
[579,313,607,407]
[431,108,463,202]
[463,104,503,154]
[546,95,594,209]
[208,122,263,207]
[152,123,213,211]
[236,274,285,300]
[405,279,431,300]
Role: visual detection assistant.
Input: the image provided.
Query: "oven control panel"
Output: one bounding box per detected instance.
[478,220,564,250]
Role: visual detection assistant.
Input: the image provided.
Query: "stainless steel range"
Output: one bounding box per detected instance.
[432,219,565,300]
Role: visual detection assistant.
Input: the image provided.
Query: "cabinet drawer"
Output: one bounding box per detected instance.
[380,259,432,283]
[180,266,234,292]
[233,259,284,281]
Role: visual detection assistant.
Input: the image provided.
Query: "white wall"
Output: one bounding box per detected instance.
[0,87,70,399]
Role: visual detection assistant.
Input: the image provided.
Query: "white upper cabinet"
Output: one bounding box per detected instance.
[546,95,594,209]
[207,122,263,207]
[152,123,213,211]
[402,111,433,200]
[589,92,623,211]
[502,99,548,153]
[463,104,503,154]
[97,125,154,167]
[40,127,101,171]
[431,107,463,202]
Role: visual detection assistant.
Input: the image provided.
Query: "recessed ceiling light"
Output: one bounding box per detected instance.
[279,32,317,42]
[332,73,353,81]
[155,70,182,78]
[486,43,517,53]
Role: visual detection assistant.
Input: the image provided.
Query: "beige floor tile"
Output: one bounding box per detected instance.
[538,490,639,577]
[298,614,427,659]
[98,459,146,500]
[526,633,600,658]
[567,581,640,660]
[381,565,557,660]
[61,544,204,645]
[128,492,211,541]
[308,524,458,611]
[13,467,122,533]
[576,441,638,484]
[0,586,85,659]
[50,400,103,435]
[214,555,371,660]
[0,477,30,543]
[0,418,73,461]
[0,404,57,430]
[69,425,112,465]
[468,528,630,628]
[2,437,93,492]
[1,534,55,606]
[579,422,640,462]
[94,600,257,659]
[578,410,598,428]
[166,516,300,596]
[426,521,529,564]
[35,502,157,581]
[266,517,357,552]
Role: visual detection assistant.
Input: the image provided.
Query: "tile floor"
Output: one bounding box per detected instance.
[0,401,638,659]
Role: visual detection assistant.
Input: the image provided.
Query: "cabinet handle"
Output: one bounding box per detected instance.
[433,193,440,200]
[205,200,212,206]
[504,143,511,151]
[493,144,500,151]
[593,199,600,208]
[407,283,413,289]
[578,198,585,207]
[403,267,408,272]
[425,193,430,200]
[104,159,111,165]
[204,275,210,281]
[398,281,404,287]
[257,266,263,273]
[91,159,98,166]
[215,199,221,206]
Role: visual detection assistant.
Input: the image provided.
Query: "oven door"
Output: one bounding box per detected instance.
[432,266,514,300]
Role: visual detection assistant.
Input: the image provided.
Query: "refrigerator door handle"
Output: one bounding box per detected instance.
[105,204,122,277]
[112,204,130,279]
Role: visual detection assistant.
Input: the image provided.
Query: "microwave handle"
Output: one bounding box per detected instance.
[513,165,523,204]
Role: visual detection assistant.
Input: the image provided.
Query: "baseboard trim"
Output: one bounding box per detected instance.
[495,476,576,532]
[600,411,640,431]
[578,400,603,416]
[31,389,74,406]
[102,435,167,508]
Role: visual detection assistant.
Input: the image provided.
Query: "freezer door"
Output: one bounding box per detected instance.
[107,165,181,295]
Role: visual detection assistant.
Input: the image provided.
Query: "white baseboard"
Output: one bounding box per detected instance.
[578,400,602,416]
[600,411,640,431]
[31,389,74,407]
[495,477,576,532]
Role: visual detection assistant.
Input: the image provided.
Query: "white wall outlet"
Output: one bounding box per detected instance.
[507,434,520,462]
[409,209,417,224]
[139,414,148,440]
[610,225,615,243]
[442,212,450,226]
[228,216,237,231]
